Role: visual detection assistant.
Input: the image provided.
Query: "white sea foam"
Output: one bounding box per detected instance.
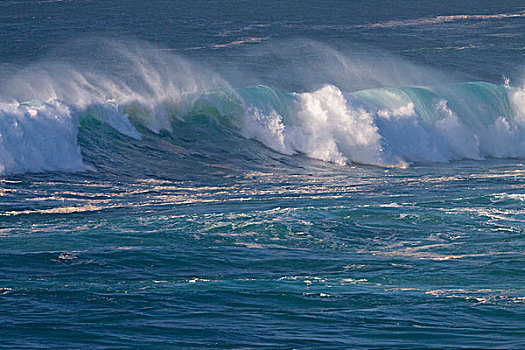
[242,106,292,155]
[0,100,87,175]
[242,85,388,166]
[292,85,384,165]
[241,82,525,167]
[2,40,229,132]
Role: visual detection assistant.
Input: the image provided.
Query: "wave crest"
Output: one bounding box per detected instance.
[0,40,524,175]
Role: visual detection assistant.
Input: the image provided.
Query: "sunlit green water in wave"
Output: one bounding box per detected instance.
[1,123,523,348]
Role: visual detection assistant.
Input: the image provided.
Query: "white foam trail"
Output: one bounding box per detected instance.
[367,11,525,28]
[212,37,269,49]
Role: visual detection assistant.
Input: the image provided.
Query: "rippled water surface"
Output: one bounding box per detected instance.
[2,157,524,348]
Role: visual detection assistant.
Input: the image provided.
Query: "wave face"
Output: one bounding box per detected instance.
[242,82,525,167]
[0,43,524,175]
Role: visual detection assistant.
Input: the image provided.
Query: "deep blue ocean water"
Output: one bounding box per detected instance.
[1,1,524,348]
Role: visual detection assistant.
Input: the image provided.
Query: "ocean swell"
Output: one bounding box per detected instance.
[240,82,525,168]
[0,42,524,175]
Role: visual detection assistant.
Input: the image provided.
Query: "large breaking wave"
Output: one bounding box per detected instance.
[0,40,524,175]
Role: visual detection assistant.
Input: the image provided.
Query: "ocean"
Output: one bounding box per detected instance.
[0,0,524,348]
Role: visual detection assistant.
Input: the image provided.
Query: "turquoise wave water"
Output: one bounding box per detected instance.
[1,80,524,175]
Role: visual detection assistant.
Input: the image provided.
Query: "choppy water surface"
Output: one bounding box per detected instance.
[2,158,524,348]
[1,0,524,348]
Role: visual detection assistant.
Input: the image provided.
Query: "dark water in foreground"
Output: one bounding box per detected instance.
[1,154,524,348]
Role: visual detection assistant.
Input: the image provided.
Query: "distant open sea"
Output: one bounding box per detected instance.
[1,1,524,348]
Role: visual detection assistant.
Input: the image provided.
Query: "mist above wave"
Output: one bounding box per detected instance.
[0,38,523,175]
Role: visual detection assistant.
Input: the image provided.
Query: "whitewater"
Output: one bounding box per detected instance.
[1,1,524,348]
[1,41,524,175]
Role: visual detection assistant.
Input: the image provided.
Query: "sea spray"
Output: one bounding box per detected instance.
[0,40,524,175]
